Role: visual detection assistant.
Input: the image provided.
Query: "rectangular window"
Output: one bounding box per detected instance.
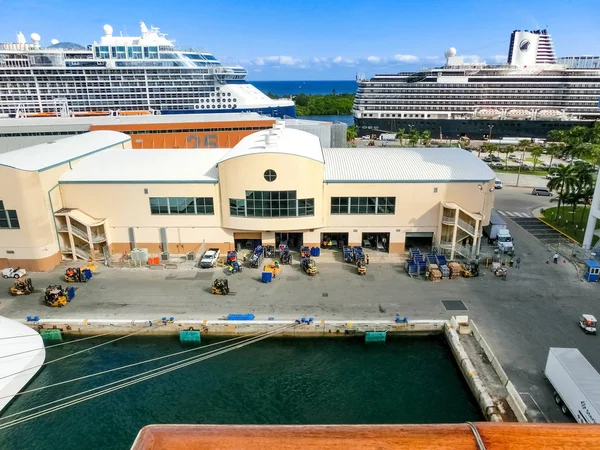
[0,201,19,229]
[230,191,310,217]
[331,197,396,215]
[298,199,314,217]
[330,197,349,214]
[230,199,245,216]
[377,197,396,214]
[149,197,213,215]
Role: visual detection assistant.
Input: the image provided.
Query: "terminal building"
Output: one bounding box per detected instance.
[0,124,495,271]
[0,112,347,153]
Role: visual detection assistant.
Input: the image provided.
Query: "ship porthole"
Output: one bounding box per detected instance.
[194,104,200,110]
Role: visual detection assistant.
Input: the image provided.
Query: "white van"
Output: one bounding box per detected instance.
[494,178,503,189]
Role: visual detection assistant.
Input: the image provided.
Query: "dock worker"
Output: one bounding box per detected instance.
[553,252,559,264]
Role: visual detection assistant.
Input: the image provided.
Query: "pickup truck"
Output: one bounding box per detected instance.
[200,248,221,268]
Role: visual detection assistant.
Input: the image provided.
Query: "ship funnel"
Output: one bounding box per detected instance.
[16,32,26,44]
[140,22,149,36]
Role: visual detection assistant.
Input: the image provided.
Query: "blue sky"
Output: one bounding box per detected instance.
[1,0,600,80]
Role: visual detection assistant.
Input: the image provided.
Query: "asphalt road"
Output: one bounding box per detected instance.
[0,187,597,424]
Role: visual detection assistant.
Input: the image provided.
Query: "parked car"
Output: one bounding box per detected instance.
[508,154,518,160]
[2,268,27,279]
[494,178,503,189]
[483,156,493,162]
[532,187,553,196]
[200,248,221,268]
[539,162,549,169]
[546,173,559,180]
[491,156,502,162]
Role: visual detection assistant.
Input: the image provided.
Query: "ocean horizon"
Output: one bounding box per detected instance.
[252,80,356,96]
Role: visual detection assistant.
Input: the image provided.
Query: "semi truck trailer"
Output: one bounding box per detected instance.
[544,347,600,423]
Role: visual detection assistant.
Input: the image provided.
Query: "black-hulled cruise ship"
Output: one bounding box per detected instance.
[0,22,295,118]
[353,30,600,139]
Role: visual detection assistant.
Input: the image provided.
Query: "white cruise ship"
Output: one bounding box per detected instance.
[353,29,600,139]
[0,22,295,118]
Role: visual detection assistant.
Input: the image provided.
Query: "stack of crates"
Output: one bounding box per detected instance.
[407,249,427,276]
[440,265,450,279]
[353,246,365,262]
[343,246,353,263]
[429,268,442,281]
[436,255,448,266]
[448,262,462,279]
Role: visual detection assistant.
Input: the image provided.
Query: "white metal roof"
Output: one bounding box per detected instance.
[59,148,230,183]
[0,112,272,130]
[0,130,130,171]
[322,147,495,182]
[219,126,324,164]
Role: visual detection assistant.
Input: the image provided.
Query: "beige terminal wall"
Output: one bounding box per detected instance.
[218,153,325,232]
[59,182,232,255]
[0,165,69,271]
[322,180,494,252]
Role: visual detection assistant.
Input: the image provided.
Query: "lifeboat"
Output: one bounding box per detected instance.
[538,109,564,119]
[506,109,532,118]
[71,111,110,117]
[476,109,500,118]
[116,110,152,116]
[21,112,58,118]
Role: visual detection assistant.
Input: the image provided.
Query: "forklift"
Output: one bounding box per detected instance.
[212,278,230,295]
[64,267,87,283]
[9,278,34,296]
[45,285,67,307]
[357,260,367,275]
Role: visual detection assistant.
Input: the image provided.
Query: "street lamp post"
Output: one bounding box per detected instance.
[515,148,526,187]
[488,124,494,141]
[476,184,496,259]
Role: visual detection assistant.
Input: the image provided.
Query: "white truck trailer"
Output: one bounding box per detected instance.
[483,210,508,240]
[544,347,600,423]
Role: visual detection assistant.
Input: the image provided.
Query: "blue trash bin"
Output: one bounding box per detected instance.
[83,268,92,279]
[313,247,320,257]
[262,271,273,283]
[67,287,75,301]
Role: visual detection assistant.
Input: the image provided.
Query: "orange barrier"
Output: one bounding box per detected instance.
[131,423,600,450]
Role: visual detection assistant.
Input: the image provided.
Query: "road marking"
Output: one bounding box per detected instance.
[505,212,515,217]
[497,211,506,216]
[519,392,550,423]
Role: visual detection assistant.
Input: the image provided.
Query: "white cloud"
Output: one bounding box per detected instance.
[254,58,265,66]
[367,55,381,63]
[462,54,481,63]
[278,55,298,66]
[393,54,418,63]
[312,57,328,64]
[333,56,343,64]
[492,55,506,63]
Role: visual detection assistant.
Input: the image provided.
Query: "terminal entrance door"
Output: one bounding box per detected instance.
[275,232,303,249]
[234,232,262,251]
[320,233,348,249]
[361,232,390,252]
[405,232,434,251]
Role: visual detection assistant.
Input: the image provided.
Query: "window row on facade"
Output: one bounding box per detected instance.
[0,200,19,229]
[331,197,396,215]
[149,197,214,215]
[230,191,314,218]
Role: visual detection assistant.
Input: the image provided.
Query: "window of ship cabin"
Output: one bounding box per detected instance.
[128,46,143,59]
[96,46,110,59]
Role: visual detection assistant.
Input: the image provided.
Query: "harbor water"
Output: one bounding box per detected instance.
[0,335,482,450]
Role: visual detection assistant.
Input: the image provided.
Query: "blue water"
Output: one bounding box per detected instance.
[0,336,482,450]
[300,115,354,125]
[253,80,357,96]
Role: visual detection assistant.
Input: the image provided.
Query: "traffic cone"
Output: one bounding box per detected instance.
[546,260,549,264]
[563,260,566,263]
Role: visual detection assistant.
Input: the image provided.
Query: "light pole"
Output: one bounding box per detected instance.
[488,124,494,141]
[476,184,496,259]
[515,147,526,187]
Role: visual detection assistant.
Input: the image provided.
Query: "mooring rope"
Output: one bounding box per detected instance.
[0,324,296,430]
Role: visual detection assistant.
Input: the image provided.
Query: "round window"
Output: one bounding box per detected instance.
[264,169,277,182]
[227,93,231,96]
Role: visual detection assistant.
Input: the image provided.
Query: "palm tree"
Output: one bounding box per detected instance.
[421,130,431,146]
[547,129,567,143]
[479,142,497,158]
[346,125,357,142]
[545,142,562,169]
[408,129,420,147]
[530,144,543,171]
[547,164,576,220]
[395,129,405,146]
[501,145,515,169]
